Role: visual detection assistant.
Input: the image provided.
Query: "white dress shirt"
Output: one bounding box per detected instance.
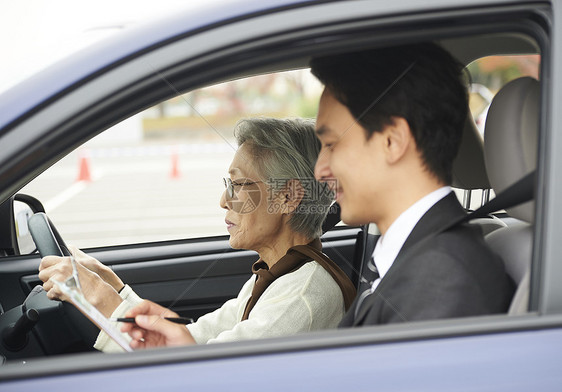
[370,186,452,292]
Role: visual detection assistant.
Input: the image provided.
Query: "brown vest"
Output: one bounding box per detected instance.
[241,238,356,321]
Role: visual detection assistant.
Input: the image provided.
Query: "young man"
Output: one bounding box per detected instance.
[311,43,514,327]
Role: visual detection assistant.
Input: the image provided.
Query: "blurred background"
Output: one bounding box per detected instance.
[20,69,323,248]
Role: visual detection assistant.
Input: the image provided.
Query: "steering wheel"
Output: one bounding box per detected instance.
[28,213,72,258]
[24,213,99,353]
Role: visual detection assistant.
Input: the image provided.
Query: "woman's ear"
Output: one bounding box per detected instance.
[382,117,412,164]
[279,179,305,215]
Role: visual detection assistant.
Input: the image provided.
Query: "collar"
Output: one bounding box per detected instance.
[251,238,322,276]
[373,186,451,281]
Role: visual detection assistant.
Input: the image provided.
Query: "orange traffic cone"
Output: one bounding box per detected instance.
[77,151,92,182]
[170,149,180,179]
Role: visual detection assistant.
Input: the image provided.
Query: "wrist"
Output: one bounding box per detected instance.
[99,266,124,292]
[90,283,123,318]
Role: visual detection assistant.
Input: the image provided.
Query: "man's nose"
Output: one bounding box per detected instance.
[314,151,331,181]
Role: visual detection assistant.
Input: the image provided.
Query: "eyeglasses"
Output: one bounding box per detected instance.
[223,178,263,198]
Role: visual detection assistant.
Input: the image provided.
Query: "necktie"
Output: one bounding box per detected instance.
[354,256,380,319]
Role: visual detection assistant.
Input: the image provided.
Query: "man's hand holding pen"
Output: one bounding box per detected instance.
[120,300,197,349]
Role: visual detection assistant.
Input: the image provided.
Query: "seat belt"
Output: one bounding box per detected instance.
[448,169,535,230]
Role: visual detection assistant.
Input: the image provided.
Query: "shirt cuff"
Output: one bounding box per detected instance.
[186,323,205,345]
[119,284,143,305]
[93,287,140,352]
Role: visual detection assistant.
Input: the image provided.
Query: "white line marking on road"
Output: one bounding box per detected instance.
[44,180,88,213]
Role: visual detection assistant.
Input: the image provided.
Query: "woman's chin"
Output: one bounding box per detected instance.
[228,236,242,250]
[229,236,252,251]
[228,228,252,251]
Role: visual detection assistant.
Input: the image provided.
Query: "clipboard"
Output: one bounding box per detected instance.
[53,259,133,353]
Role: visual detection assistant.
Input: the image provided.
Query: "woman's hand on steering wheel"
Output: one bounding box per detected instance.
[38,253,123,318]
[67,246,125,293]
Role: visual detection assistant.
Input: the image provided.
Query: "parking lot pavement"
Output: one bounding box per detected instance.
[21,144,235,249]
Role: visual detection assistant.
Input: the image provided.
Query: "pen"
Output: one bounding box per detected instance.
[110,317,194,325]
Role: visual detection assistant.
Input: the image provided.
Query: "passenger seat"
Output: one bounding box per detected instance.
[453,113,506,235]
[482,76,539,314]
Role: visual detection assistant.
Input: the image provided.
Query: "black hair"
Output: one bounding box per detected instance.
[310,43,468,184]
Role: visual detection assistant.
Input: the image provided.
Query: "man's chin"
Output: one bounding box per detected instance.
[340,209,369,227]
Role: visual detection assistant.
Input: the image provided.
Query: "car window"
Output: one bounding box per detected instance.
[468,54,540,135]
[20,70,322,249]
[19,57,541,247]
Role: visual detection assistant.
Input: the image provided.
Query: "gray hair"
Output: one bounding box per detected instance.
[234,117,333,239]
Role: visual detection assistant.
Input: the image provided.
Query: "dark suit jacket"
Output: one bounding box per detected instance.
[339,192,514,327]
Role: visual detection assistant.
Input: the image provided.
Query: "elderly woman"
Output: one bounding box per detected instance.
[39,117,355,351]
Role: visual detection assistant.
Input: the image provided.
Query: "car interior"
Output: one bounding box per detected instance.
[0,8,545,378]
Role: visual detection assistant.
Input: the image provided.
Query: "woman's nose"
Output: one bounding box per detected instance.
[220,189,229,210]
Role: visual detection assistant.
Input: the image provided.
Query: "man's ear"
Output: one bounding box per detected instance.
[382,117,412,164]
[279,179,305,215]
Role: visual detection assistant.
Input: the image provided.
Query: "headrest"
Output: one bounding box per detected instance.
[452,115,490,189]
[484,77,539,223]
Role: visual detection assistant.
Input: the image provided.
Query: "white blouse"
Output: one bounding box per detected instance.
[94,261,345,352]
